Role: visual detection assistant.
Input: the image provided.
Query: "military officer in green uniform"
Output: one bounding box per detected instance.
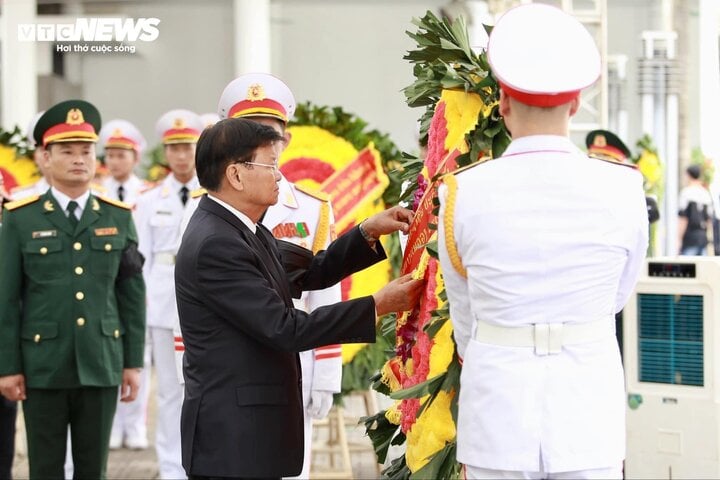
[0,100,146,479]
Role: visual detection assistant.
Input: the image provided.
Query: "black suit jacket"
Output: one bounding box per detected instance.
[175,196,384,477]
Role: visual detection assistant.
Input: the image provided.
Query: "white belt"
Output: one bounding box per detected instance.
[155,252,176,265]
[473,317,615,356]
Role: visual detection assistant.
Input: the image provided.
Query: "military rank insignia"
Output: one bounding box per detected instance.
[272,222,310,239]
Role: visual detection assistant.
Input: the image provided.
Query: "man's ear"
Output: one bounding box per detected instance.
[499,90,511,118]
[41,146,52,171]
[226,164,244,191]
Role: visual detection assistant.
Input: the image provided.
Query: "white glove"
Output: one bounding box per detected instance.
[308,390,334,420]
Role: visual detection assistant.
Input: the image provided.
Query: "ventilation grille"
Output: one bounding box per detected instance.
[637,293,703,386]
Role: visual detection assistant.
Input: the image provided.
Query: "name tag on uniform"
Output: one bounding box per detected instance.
[94,227,118,236]
[32,229,57,239]
[155,210,172,215]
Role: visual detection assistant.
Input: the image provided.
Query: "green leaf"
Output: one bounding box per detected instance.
[362,410,401,464]
[424,316,448,338]
[391,372,445,400]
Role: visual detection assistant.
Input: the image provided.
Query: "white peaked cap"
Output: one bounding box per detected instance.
[487,3,601,107]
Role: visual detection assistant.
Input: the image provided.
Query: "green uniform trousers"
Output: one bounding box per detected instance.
[23,386,117,479]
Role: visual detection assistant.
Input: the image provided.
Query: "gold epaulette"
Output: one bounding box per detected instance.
[97,195,132,210]
[589,154,639,170]
[441,174,467,278]
[190,187,207,199]
[4,195,40,211]
[294,183,330,202]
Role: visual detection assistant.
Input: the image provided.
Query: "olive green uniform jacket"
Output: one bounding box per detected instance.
[0,190,146,387]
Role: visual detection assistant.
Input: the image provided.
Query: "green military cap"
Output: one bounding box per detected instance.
[33,99,101,148]
[585,129,632,163]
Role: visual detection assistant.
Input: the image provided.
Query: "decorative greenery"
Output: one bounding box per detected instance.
[397,11,510,203]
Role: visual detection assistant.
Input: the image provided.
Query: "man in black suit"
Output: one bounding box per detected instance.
[175,118,421,479]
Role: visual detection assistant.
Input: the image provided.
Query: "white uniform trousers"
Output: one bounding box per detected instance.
[149,326,185,479]
[464,463,622,479]
[110,342,151,447]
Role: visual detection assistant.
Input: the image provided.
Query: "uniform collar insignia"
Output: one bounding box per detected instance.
[91,198,100,211]
[43,200,55,212]
[161,186,170,198]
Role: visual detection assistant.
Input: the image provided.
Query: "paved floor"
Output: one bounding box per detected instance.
[11,375,384,479]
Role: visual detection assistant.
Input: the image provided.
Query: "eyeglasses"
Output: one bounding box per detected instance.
[241,161,280,173]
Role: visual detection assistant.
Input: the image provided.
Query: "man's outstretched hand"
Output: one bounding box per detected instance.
[373,274,424,317]
[362,206,415,239]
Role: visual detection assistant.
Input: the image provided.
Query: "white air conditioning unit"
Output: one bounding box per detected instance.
[623,256,720,479]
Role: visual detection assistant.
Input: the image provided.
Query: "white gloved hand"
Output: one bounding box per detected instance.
[308,390,334,420]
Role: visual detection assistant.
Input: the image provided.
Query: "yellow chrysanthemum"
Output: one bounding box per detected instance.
[405,390,457,472]
[280,125,359,191]
[441,90,483,153]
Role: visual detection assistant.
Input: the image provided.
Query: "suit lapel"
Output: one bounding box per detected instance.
[198,196,293,305]
[42,192,74,236]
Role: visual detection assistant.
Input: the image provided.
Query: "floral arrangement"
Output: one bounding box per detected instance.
[362,11,509,479]
[0,126,39,192]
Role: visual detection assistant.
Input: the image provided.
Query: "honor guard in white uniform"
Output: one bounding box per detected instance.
[100,120,150,209]
[134,109,202,479]
[97,119,152,450]
[437,5,648,479]
[175,74,343,478]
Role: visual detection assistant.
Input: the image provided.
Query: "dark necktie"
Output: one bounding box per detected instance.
[117,185,125,202]
[67,200,79,229]
[179,186,189,206]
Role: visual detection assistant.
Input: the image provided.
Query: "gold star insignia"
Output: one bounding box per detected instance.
[66,109,85,125]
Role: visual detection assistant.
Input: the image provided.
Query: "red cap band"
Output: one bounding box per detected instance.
[499,81,580,107]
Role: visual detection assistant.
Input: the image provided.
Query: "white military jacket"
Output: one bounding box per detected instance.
[134,173,199,330]
[438,135,648,473]
[102,173,147,207]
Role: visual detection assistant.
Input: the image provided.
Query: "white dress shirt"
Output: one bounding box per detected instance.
[50,187,90,220]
